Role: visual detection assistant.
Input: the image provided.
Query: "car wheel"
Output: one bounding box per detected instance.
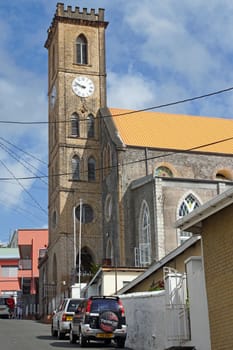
[51,324,58,337]
[79,330,87,347]
[99,311,119,333]
[116,338,126,348]
[57,326,65,340]
[69,329,77,344]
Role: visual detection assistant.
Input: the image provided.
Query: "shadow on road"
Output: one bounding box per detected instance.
[37,335,53,340]
[37,335,133,349]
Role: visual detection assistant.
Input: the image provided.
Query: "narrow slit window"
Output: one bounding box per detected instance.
[88,157,96,181]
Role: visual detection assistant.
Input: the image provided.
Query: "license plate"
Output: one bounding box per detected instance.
[96,333,113,339]
[66,316,73,321]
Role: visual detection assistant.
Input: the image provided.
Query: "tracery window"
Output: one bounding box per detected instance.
[76,35,88,64]
[138,201,151,266]
[178,193,200,244]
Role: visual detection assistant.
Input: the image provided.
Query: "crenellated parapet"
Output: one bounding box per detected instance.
[56,2,105,22]
[45,3,107,48]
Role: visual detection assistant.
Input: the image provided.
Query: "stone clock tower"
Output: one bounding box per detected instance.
[44,3,108,296]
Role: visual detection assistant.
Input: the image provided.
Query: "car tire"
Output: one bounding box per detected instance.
[51,324,58,337]
[116,338,126,348]
[79,330,87,347]
[99,311,119,333]
[57,326,65,340]
[69,329,77,344]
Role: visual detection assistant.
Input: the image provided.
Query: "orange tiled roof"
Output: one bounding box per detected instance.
[110,108,233,154]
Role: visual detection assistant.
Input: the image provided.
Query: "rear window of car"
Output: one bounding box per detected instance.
[90,299,119,313]
[67,299,82,312]
[0,298,7,305]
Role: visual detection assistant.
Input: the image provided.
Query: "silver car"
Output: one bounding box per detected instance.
[0,297,10,319]
[51,298,83,339]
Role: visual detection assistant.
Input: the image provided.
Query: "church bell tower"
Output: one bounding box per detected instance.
[44,3,108,295]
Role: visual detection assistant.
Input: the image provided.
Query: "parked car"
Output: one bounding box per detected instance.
[69,296,127,348]
[0,297,10,319]
[51,298,83,339]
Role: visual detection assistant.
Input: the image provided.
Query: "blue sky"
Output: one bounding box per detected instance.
[0,0,233,243]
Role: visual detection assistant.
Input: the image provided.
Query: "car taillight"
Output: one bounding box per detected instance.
[118,299,125,317]
[86,299,92,313]
[62,314,71,321]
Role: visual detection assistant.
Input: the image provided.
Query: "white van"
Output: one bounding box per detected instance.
[0,297,9,318]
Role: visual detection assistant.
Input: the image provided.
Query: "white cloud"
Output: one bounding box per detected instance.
[107,72,156,109]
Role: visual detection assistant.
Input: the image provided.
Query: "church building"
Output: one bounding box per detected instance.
[40,3,233,310]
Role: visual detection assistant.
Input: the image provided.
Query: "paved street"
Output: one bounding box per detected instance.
[0,319,132,350]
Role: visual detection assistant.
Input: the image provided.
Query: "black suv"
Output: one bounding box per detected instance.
[69,296,127,348]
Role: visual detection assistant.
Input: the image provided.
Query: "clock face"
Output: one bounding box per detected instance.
[72,76,95,98]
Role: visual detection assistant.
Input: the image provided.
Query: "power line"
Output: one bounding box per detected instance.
[0,86,232,125]
[0,158,47,215]
[0,141,48,186]
[0,137,47,165]
[0,134,232,181]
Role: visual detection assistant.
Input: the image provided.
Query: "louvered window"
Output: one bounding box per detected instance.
[76,35,88,64]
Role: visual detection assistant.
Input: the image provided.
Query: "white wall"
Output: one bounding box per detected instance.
[120,291,167,350]
[185,256,211,350]
[119,259,211,350]
[103,270,142,295]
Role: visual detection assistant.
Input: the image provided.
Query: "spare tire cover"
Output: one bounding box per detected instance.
[99,311,119,332]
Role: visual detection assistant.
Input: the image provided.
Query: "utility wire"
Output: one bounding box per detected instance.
[0,86,232,124]
[0,158,47,215]
[0,134,232,181]
[0,141,48,185]
[0,137,47,165]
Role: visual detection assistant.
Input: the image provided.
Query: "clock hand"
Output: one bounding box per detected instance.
[76,82,86,89]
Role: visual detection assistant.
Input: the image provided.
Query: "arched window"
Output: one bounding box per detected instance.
[87,114,94,138]
[88,157,96,181]
[155,166,173,177]
[76,247,94,275]
[70,113,79,137]
[138,201,151,266]
[76,35,88,65]
[216,169,233,181]
[178,193,200,244]
[72,155,80,180]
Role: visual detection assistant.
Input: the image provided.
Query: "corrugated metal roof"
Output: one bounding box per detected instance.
[0,248,20,259]
[110,108,233,154]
